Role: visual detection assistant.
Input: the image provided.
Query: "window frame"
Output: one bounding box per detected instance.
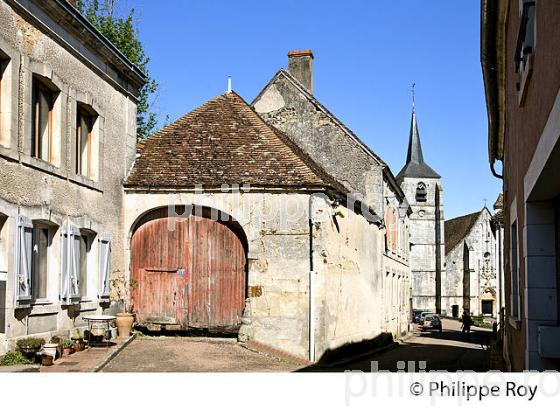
[31,78,56,163]
[416,182,427,203]
[76,107,96,178]
[510,220,521,321]
[31,223,51,302]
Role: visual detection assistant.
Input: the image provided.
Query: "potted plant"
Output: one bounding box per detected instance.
[111,273,137,338]
[16,338,45,362]
[61,339,75,356]
[71,330,86,351]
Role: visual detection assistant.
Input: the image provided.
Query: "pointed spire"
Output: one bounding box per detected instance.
[396,84,440,181]
[406,107,425,164]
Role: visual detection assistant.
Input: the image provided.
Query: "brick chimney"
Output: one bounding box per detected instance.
[288,50,313,93]
[67,0,77,7]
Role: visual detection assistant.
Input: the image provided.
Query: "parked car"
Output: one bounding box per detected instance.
[412,310,424,323]
[422,314,443,332]
[418,311,433,325]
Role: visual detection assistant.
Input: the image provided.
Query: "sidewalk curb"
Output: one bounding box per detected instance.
[93,333,136,372]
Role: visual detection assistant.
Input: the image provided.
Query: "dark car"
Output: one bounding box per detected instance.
[421,314,443,332]
[412,310,424,323]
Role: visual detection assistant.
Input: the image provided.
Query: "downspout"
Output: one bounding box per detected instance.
[308,194,316,362]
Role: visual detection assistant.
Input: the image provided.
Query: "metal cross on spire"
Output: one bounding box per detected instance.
[412,82,416,110]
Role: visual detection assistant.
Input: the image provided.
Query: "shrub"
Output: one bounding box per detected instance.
[0,351,32,366]
[62,339,74,348]
[16,338,45,350]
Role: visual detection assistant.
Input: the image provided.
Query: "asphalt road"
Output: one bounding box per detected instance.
[307,318,493,372]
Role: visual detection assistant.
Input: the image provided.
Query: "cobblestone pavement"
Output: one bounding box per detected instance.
[102,336,302,372]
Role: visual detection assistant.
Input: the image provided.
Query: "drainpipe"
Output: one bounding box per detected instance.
[308,194,316,362]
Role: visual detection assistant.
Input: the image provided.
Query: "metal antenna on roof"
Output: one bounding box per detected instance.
[227,76,232,93]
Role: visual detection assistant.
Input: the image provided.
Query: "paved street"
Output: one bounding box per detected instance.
[100,319,494,373]
[312,318,494,372]
[102,336,301,372]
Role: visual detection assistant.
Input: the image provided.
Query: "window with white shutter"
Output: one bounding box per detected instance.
[16,215,33,306]
[61,223,80,304]
[98,235,111,299]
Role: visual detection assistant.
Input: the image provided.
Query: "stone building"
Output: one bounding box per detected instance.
[253,50,411,339]
[482,0,560,370]
[444,207,499,318]
[396,105,445,314]
[0,0,144,353]
[124,51,411,362]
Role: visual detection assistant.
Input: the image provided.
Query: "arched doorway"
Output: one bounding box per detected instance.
[130,206,247,332]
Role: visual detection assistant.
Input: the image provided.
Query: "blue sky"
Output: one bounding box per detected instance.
[123,0,502,219]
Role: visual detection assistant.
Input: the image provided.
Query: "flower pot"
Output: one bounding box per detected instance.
[41,354,53,366]
[19,346,40,362]
[115,313,134,338]
[62,347,72,356]
[42,343,58,358]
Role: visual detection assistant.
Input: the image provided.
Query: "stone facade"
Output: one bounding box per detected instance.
[0,0,143,353]
[400,176,445,313]
[444,208,499,317]
[123,191,387,360]
[252,53,411,343]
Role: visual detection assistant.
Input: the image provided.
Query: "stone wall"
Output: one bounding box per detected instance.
[124,191,393,360]
[400,176,445,313]
[253,72,385,215]
[444,209,498,317]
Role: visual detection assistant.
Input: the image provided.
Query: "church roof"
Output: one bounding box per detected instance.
[396,109,440,181]
[125,91,347,192]
[444,210,483,255]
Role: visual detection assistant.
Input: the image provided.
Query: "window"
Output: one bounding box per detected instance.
[511,221,520,320]
[98,235,111,299]
[416,182,427,202]
[76,107,96,178]
[515,1,536,73]
[15,216,33,306]
[32,78,57,162]
[31,224,50,300]
[78,232,93,299]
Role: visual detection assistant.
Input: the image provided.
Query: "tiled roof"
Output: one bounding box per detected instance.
[444,211,482,255]
[125,91,347,192]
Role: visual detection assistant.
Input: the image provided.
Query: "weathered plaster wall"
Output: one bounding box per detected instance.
[400,177,445,312]
[0,1,137,353]
[253,75,385,215]
[445,209,498,317]
[124,191,391,360]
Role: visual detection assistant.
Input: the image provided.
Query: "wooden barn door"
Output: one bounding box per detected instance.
[131,210,246,332]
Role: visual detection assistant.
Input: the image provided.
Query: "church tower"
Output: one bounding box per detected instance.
[397,94,446,314]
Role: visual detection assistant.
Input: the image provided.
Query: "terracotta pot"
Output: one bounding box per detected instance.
[62,347,72,356]
[41,354,53,366]
[116,313,134,338]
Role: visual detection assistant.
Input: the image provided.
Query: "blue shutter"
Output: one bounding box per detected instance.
[16,215,33,306]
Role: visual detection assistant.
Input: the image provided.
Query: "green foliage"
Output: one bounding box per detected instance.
[0,351,33,366]
[76,0,158,140]
[16,338,45,350]
[62,339,74,348]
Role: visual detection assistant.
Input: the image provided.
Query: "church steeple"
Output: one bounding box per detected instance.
[396,85,440,181]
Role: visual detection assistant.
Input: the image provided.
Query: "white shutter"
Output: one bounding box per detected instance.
[16,215,33,305]
[98,235,111,299]
[61,223,80,304]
